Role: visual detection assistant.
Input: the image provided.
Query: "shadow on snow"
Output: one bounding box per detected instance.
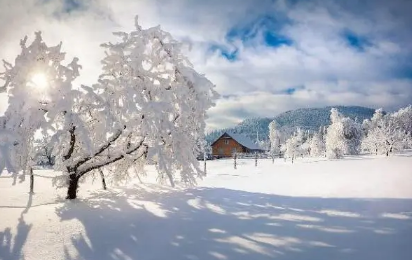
[0,193,33,260]
[54,186,412,260]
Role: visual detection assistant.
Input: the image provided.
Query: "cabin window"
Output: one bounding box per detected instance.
[224,139,229,145]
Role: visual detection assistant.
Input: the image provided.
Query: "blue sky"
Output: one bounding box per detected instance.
[0,0,411,130]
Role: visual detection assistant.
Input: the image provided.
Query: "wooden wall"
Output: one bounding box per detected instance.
[212,137,245,157]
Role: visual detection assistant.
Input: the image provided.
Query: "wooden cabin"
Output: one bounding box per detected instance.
[211,132,264,158]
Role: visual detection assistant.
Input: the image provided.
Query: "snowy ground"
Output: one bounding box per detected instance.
[1,153,412,260]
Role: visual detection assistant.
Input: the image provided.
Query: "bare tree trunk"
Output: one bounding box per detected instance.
[47,154,54,166]
[66,173,79,200]
[29,167,34,194]
[167,172,175,187]
[98,168,107,190]
[292,156,294,164]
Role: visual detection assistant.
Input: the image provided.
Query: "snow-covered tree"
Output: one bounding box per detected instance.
[310,129,325,157]
[0,17,218,199]
[268,120,281,161]
[300,130,312,157]
[285,128,304,162]
[362,108,385,136]
[325,110,345,158]
[33,134,55,166]
[0,31,81,183]
[361,108,410,156]
[325,108,362,159]
[343,118,362,155]
[392,105,412,137]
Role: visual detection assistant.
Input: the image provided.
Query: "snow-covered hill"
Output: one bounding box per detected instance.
[206,106,375,143]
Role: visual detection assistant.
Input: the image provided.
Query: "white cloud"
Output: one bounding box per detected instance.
[1,0,411,130]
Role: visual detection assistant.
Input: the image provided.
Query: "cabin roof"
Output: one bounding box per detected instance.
[211,132,262,150]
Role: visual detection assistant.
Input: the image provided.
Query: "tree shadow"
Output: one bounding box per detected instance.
[56,186,412,260]
[0,193,33,260]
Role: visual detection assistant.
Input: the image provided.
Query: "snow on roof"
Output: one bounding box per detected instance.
[226,132,262,150]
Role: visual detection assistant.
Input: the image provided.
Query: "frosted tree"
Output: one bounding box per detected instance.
[0,31,81,184]
[0,17,217,199]
[325,109,347,158]
[32,134,55,166]
[300,130,312,157]
[342,117,362,155]
[310,129,325,157]
[362,108,410,156]
[92,18,218,187]
[326,108,362,159]
[268,120,281,162]
[362,109,385,155]
[285,128,304,163]
[392,105,412,137]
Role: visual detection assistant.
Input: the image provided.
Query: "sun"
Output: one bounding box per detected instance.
[30,73,49,89]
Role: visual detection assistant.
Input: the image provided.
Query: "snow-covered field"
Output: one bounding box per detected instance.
[1,153,412,260]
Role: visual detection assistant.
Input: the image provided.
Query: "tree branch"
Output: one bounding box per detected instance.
[72,127,124,172]
[77,139,146,177]
[63,126,76,161]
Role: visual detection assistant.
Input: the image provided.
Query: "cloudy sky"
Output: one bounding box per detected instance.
[0,0,411,130]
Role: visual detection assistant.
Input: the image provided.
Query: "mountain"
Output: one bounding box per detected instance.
[206,106,375,144]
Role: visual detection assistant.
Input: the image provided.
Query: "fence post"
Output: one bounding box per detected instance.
[204,154,207,176]
[255,152,258,167]
[99,168,107,190]
[29,167,34,194]
[234,153,237,170]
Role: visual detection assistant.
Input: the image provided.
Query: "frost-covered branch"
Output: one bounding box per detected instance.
[63,126,76,161]
[77,139,147,177]
[71,127,124,172]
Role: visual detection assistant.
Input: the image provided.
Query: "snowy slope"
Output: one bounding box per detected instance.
[1,153,412,260]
